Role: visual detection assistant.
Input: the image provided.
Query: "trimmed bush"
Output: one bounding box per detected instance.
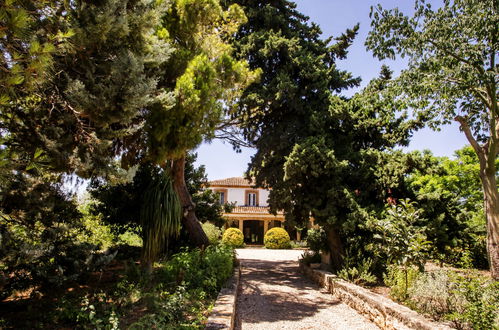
[264,227,291,249]
[306,227,328,253]
[221,228,244,248]
[202,222,222,244]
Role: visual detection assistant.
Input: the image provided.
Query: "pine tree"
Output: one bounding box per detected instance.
[225,0,360,268]
[136,0,259,246]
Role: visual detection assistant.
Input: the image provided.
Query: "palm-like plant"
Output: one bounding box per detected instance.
[140,172,181,273]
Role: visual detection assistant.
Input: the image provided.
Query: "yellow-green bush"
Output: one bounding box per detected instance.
[202,222,222,244]
[221,228,244,248]
[264,227,291,249]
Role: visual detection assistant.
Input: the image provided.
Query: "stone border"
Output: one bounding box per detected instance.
[299,262,454,330]
[205,264,241,330]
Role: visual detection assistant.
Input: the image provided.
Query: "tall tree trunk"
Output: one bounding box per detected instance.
[326,226,344,272]
[456,115,499,279]
[481,169,499,279]
[172,155,210,247]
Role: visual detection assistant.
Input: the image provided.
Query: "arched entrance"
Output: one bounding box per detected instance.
[243,220,264,245]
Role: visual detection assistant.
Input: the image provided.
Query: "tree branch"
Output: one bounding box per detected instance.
[455,115,485,160]
[428,39,485,76]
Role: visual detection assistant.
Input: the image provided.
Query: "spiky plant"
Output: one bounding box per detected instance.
[140,172,181,272]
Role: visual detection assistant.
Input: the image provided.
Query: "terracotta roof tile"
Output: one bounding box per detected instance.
[208,177,254,187]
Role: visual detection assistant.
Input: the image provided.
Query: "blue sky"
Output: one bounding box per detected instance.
[195,0,469,180]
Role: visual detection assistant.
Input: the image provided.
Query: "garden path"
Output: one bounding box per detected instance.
[234,248,378,330]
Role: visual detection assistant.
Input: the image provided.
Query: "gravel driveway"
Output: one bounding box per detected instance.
[234,248,379,330]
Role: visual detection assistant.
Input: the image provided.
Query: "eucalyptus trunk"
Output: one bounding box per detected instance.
[456,114,499,279]
[480,166,499,279]
[172,156,210,247]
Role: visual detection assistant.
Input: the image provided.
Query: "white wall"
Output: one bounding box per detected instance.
[259,189,269,206]
[210,187,270,206]
[227,187,245,205]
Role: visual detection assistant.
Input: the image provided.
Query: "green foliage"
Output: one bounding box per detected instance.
[406,147,489,269]
[145,0,259,163]
[408,270,456,318]
[366,0,498,136]
[158,245,234,296]
[76,201,116,251]
[0,1,71,105]
[384,265,421,302]
[202,222,222,244]
[2,0,169,178]
[299,251,321,265]
[366,0,499,277]
[408,270,499,330]
[446,273,499,330]
[306,228,329,253]
[338,257,377,287]
[370,199,431,298]
[221,228,244,248]
[370,199,431,270]
[264,227,291,249]
[140,172,181,267]
[0,176,102,299]
[7,245,235,328]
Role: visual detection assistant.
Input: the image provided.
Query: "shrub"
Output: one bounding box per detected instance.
[446,273,499,330]
[159,245,234,295]
[202,222,222,244]
[384,265,420,301]
[300,251,321,265]
[264,227,291,249]
[221,228,244,248]
[408,270,455,317]
[306,227,328,253]
[407,270,499,329]
[338,257,377,287]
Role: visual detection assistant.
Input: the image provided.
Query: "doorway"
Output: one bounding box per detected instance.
[243,220,264,245]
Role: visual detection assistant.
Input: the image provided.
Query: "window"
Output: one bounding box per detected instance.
[245,189,259,206]
[215,189,227,205]
[248,193,257,206]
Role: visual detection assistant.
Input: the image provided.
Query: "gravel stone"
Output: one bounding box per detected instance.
[234,248,379,330]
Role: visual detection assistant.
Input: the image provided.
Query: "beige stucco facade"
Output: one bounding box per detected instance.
[208,177,286,244]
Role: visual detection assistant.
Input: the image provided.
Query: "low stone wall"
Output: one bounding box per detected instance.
[205,265,241,330]
[299,262,454,330]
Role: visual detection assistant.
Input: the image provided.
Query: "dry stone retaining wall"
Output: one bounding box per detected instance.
[300,262,454,330]
[205,265,241,330]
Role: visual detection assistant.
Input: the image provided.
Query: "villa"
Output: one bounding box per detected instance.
[208,177,287,245]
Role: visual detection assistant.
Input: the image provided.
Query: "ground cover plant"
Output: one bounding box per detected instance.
[0,234,234,329]
[398,268,499,329]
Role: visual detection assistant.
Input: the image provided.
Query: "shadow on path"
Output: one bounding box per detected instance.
[235,257,340,328]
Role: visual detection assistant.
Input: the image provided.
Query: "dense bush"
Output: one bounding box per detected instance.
[159,244,234,295]
[406,270,499,329]
[222,228,244,248]
[338,256,377,286]
[306,228,328,253]
[202,222,222,244]
[11,245,236,329]
[300,251,321,265]
[264,227,291,249]
[384,265,421,301]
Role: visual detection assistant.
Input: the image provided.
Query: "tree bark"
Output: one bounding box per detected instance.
[172,155,210,247]
[456,115,499,279]
[326,226,344,272]
[481,169,499,279]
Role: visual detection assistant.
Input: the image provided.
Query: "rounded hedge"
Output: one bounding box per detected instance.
[264,227,291,249]
[202,222,222,244]
[221,228,244,248]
